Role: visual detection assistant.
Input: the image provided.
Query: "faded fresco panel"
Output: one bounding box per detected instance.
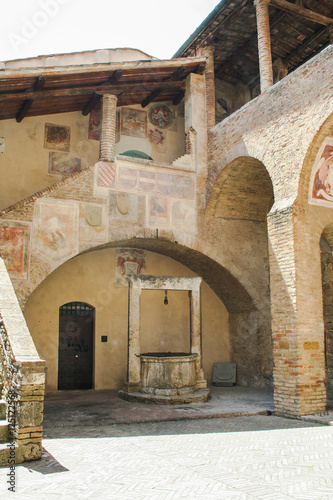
[33,199,79,264]
[138,170,156,193]
[156,172,175,196]
[49,152,81,175]
[170,199,196,233]
[174,175,195,199]
[0,221,30,279]
[116,248,147,287]
[121,108,147,138]
[148,196,169,227]
[309,136,333,207]
[88,105,101,140]
[79,203,107,242]
[44,123,70,151]
[109,192,138,222]
[118,166,138,191]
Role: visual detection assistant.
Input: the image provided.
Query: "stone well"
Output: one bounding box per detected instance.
[119,275,211,404]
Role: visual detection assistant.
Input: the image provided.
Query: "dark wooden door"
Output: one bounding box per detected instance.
[58,302,94,390]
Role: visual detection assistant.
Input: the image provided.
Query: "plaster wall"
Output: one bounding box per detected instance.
[0,111,99,210]
[24,247,229,392]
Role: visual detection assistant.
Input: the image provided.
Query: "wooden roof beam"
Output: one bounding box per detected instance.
[82,69,123,115]
[1,81,185,103]
[16,75,45,123]
[141,66,186,108]
[270,0,333,26]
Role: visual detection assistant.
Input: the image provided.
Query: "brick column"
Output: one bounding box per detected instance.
[268,206,326,417]
[99,93,117,162]
[198,46,215,128]
[254,0,273,93]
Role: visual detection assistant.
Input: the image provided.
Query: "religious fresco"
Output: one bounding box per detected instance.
[44,123,70,151]
[88,105,101,141]
[0,221,30,279]
[79,203,107,242]
[115,248,146,287]
[309,136,333,207]
[33,199,79,264]
[148,104,173,129]
[49,152,81,175]
[121,108,147,138]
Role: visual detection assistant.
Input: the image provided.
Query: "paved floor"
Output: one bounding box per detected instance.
[1,387,333,499]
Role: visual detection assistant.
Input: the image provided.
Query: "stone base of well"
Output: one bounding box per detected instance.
[119,352,210,404]
[118,387,211,405]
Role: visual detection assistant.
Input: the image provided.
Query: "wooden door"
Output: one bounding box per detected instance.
[58,302,94,390]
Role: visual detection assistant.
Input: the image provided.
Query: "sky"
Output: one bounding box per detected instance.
[1,0,221,62]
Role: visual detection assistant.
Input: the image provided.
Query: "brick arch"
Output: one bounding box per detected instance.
[206,156,274,221]
[297,112,333,208]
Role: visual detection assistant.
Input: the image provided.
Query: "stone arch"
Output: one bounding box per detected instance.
[24,235,271,390]
[207,156,274,221]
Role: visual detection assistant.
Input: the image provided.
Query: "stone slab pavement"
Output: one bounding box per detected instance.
[1,387,333,499]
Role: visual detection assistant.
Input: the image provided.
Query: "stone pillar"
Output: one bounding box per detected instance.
[124,282,141,392]
[268,206,326,417]
[189,288,206,389]
[198,46,215,129]
[254,0,273,93]
[99,93,117,162]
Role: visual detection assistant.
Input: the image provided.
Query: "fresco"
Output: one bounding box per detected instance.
[33,199,79,264]
[171,199,196,232]
[44,123,70,151]
[109,192,139,222]
[139,170,156,193]
[88,105,101,140]
[309,137,333,207]
[148,104,173,129]
[148,128,165,145]
[121,108,147,138]
[79,203,107,242]
[118,166,138,191]
[148,196,169,227]
[115,248,146,287]
[49,152,81,175]
[97,162,116,188]
[0,221,30,279]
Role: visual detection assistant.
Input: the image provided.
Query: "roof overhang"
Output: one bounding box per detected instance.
[0,57,206,121]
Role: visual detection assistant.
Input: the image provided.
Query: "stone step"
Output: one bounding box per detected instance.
[0,399,6,420]
[0,420,9,442]
[0,442,18,466]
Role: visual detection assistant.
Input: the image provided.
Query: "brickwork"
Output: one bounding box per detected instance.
[254,0,273,92]
[99,93,117,162]
[198,46,215,128]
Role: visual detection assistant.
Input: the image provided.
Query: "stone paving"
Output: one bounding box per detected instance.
[1,387,333,499]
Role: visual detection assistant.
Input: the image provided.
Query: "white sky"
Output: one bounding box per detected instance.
[1,0,221,62]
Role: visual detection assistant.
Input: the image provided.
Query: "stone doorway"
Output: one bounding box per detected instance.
[58,302,94,390]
